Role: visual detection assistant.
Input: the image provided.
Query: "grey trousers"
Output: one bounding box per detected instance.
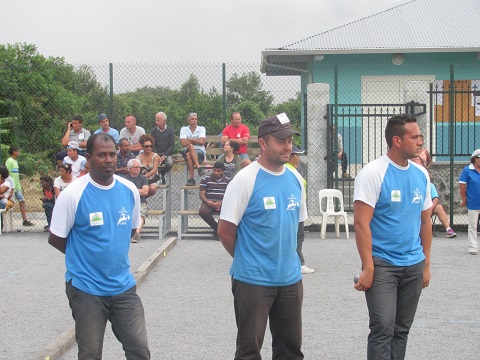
[365,257,425,360]
[66,281,150,360]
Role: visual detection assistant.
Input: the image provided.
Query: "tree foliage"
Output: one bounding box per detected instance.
[226,72,274,115]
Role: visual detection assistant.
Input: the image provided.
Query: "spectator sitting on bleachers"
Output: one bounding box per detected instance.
[116,138,136,177]
[56,115,90,167]
[221,111,251,167]
[54,163,78,198]
[39,175,55,231]
[120,114,146,155]
[199,161,230,237]
[180,112,206,186]
[94,113,120,144]
[0,166,12,210]
[217,140,242,179]
[63,141,87,177]
[430,182,456,238]
[151,112,175,185]
[124,159,149,243]
[136,135,160,198]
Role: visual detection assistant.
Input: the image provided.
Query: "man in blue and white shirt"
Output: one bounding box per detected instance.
[219,113,307,359]
[354,114,432,360]
[48,133,150,359]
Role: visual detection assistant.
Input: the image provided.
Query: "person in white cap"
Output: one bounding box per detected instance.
[63,141,87,177]
[459,148,480,255]
[219,113,307,359]
[286,145,314,274]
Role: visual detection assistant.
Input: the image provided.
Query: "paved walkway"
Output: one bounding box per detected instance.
[1,231,479,359]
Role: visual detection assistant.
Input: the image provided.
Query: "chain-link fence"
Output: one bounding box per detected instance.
[1,47,478,235]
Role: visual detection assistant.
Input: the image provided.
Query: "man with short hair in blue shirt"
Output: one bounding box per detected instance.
[219,113,307,359]
[48,133,150,359]
[94,113,120,143]
[354,114,432,360]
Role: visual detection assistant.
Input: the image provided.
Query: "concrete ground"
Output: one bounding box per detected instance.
[1,230,479,359]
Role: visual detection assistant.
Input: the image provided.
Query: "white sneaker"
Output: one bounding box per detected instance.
[469,250,477,255]
[301,265,315,274]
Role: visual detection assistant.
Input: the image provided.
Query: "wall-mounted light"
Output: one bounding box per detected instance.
[392,53,404,65]
[314,55,324,62]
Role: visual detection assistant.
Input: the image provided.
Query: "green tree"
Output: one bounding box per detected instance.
[227,72,274,115]
[0,43,109,173]
[272,93,301,129]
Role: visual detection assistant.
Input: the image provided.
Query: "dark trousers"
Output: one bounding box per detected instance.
[340,152,348,174]
[365,257,425,360]
[296,222,305,265]
[66,281,150,360]
[231,278,304,360]
[199,203,218,231]
[43,202,54,226]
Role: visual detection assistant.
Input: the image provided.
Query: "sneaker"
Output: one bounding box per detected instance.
[186,178,196,186]
[446,229,457,238]
[469,250,477,255]
[342,172,351,178]
[301,265,315,274]
[160,174,166,185]
[22,220,34,226]
[131,232,141,243]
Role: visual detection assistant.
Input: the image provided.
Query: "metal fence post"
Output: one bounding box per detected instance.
[449,64,455,226]
[222,63,226,128]
[109,63,114,121]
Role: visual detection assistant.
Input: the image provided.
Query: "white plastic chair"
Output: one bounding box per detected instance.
[319,189,349,239]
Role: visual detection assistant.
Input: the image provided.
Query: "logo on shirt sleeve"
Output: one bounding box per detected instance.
[263,197,276,209]
[89,212,104,226]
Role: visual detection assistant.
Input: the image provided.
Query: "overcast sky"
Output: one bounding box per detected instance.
[2,0,403,64]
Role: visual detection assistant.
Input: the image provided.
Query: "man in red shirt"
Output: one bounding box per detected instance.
[221,112,251,167]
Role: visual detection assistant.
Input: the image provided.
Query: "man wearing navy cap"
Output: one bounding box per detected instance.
[219,113,307,359]
[94,113,120,144]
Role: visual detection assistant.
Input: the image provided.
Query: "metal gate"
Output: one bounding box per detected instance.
[326,102,426,211]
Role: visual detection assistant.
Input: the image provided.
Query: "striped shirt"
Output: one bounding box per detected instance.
[200,175,230,201]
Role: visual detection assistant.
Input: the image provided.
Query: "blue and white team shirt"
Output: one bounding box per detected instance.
[220,161,308,287]
[459,164,480,210]
[354,155,432,266]
[50,174,141,296]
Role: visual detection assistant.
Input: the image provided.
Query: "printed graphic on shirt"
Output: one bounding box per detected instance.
[90,212,104,226]
[286,194,299,211]
[412,188,422,204]
[391,190,401,202]
[117,207,131,225]
[263,197,276,210]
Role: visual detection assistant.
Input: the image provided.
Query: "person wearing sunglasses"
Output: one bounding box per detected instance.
[136,134,160,198]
